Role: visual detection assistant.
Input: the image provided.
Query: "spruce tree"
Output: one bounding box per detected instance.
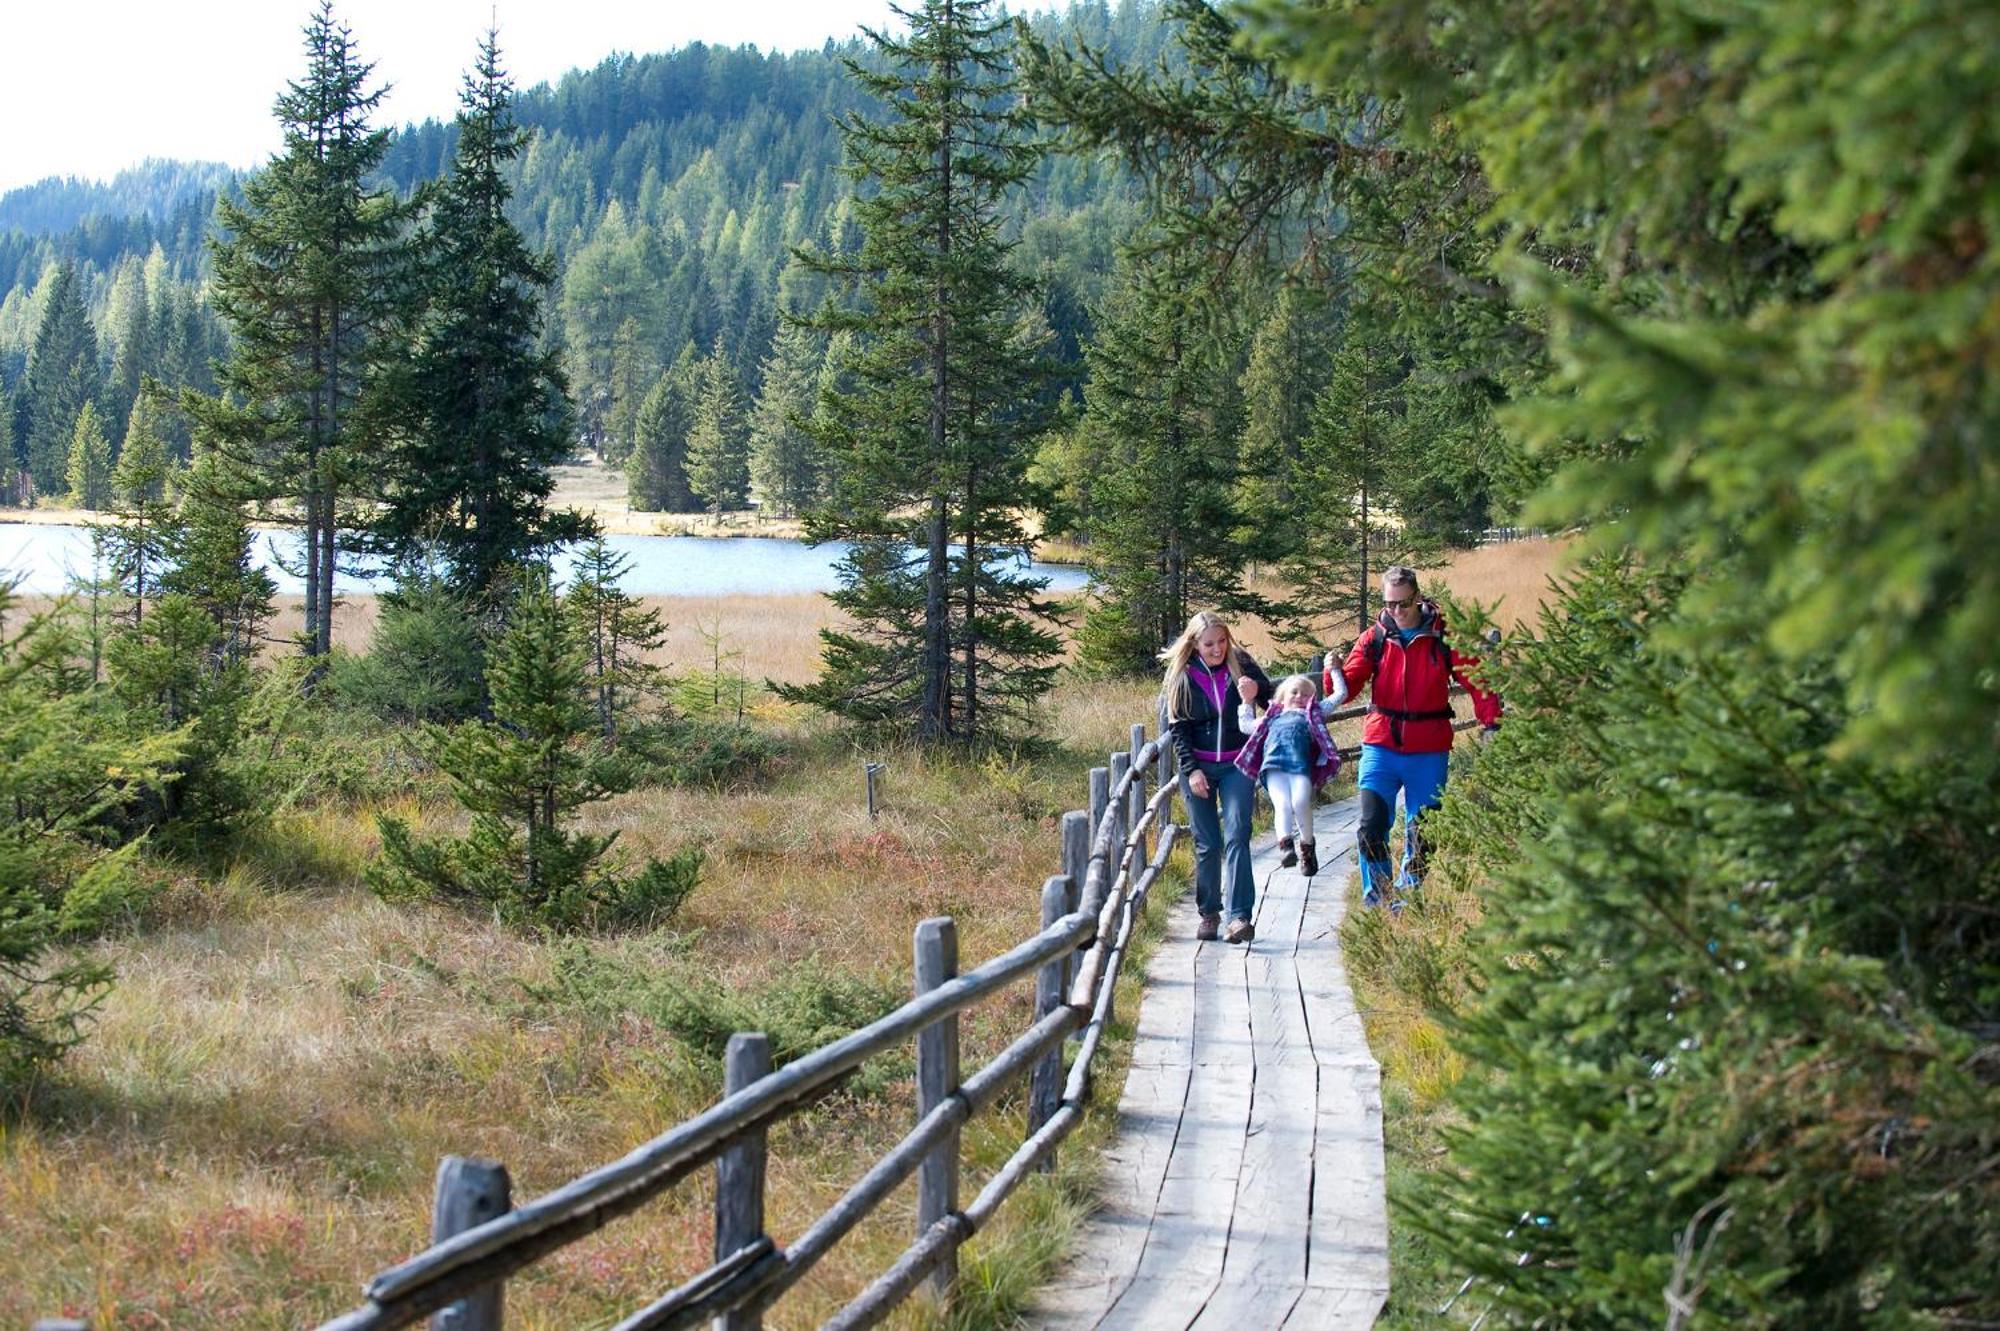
[64,402,114,511]
[1236,283,1338,521]
[104,388,175,626]
[788,0,1059,739]
[746,321,824,517]
[0,396,16,504]
[565,537,667,744]
[369,567,700,932]
[683,346,749,519]
[626,349,699,512]
[197,0,411,658]
[370,31,583,597]
[24,261,101,500]
[1074,250,1263,674]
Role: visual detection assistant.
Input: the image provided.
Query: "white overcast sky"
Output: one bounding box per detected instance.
[0,0,939,194]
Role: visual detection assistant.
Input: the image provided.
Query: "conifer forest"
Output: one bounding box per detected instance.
[0,0,1994,1325]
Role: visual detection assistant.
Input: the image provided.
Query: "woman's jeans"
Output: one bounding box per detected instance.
[1180,759,1256,922]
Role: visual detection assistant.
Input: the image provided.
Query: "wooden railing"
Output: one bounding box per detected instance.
[311,722,1182,1331]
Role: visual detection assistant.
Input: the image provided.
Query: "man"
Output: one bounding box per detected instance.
[1325,566,1501,907]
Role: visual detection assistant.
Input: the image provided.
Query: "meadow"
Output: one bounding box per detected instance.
[0,538,1568,1330]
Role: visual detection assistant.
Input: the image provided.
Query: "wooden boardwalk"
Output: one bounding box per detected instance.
[1029,795,1389,1330]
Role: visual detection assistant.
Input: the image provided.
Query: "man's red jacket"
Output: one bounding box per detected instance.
[1323,604,1503,754]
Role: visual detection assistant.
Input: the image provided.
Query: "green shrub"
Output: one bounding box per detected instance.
[552,945,907,1086]
[369,569,703,933]
[327,576,486,723]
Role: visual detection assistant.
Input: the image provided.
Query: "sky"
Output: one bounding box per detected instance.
[0,0,923,194]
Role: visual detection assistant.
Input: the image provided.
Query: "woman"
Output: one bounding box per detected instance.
[1160,611,1272,943]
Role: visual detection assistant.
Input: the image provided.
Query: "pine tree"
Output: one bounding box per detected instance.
[626,349,699,512]
[1074,250,1263,674]
[0,581,175,1086]
[159,461,277,668]
[1236,283,1338,522]
[369,567,701,931]
[564,537,667,744]
[746,321,824,517]
[370,31,583,597]
[104,387,176,626]
[25,261,101,500]
[196,0,411,659]
[64,401,114,511]
[683,346,749,519]
[787,0,1060,739]
[1271,331,1415,650]
[0,398,16,505]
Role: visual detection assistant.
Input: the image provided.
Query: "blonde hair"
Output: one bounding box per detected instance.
[1274,674,1319,707]
[1159,611,1252,722]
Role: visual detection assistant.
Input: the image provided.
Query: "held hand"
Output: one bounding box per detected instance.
[1235,675,1257,703]
[1187,769,1212,799]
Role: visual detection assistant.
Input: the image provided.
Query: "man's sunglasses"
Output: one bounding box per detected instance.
[1382,595,1416,610]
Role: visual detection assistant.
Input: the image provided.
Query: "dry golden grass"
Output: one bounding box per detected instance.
[0,606,1164,1329]
[547,458,811,538]
[0,537,1561,1327]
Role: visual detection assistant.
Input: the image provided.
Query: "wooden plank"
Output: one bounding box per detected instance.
[1093,938,1253,1331]
[1025,910,1200,1329]
[1279,1284,1389,1329]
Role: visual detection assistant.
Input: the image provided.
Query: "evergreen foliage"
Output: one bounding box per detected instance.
[196,1,412,658]
[0,581,176,1086]
[1070,249,1263,674]
[683,345,750,517]
[746,320,824,517]
[625,348,700,512]
[369,568,702,932]
[785,0,1061,739]
[24,261,101,499]
[102,385,176,628]
[369,31,584,597]
[328,571,487,724]
[564,537,667,744]
[63,401,114,511]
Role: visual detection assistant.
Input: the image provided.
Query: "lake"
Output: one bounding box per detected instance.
[0,522,1089,598]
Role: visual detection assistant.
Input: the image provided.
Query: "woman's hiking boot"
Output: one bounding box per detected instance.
[1279,835,1297,868]
[1224,917,1255,944]
[1300,841,1319,876]
[1197,913,1221,941]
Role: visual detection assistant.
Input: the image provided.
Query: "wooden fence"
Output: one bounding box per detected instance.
[296,722,1181,1331]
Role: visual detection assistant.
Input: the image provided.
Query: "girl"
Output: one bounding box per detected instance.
[1160,611,1272,944]
[1234,674,1342,877]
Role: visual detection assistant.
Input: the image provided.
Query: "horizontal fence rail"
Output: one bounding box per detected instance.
[313,725,1184,1331]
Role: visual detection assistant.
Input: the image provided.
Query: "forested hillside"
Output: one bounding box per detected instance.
[0,2,1171,500]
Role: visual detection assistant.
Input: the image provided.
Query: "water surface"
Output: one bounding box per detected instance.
[0,522,1087,598]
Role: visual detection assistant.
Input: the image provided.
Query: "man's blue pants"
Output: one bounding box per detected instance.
[1355,744,1450,903]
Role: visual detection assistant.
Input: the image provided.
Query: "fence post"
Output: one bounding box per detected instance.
[430,1157,512,1331]
[715,1032,772,1331]
[1028,874,1070,1165]
[1088,767,1110,845]
[1059,810,1089,984]
[1108,752,1131,870]
[914,917,961,1301]
[864,761,885,818]
[1128,723,1149,863]
[1156,718,1172,791]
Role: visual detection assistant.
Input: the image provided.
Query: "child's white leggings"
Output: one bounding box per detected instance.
[1266,771,1315,844]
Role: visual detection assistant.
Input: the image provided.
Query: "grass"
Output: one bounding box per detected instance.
[1,535,1567,1328]
[0,598,1163,1330]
